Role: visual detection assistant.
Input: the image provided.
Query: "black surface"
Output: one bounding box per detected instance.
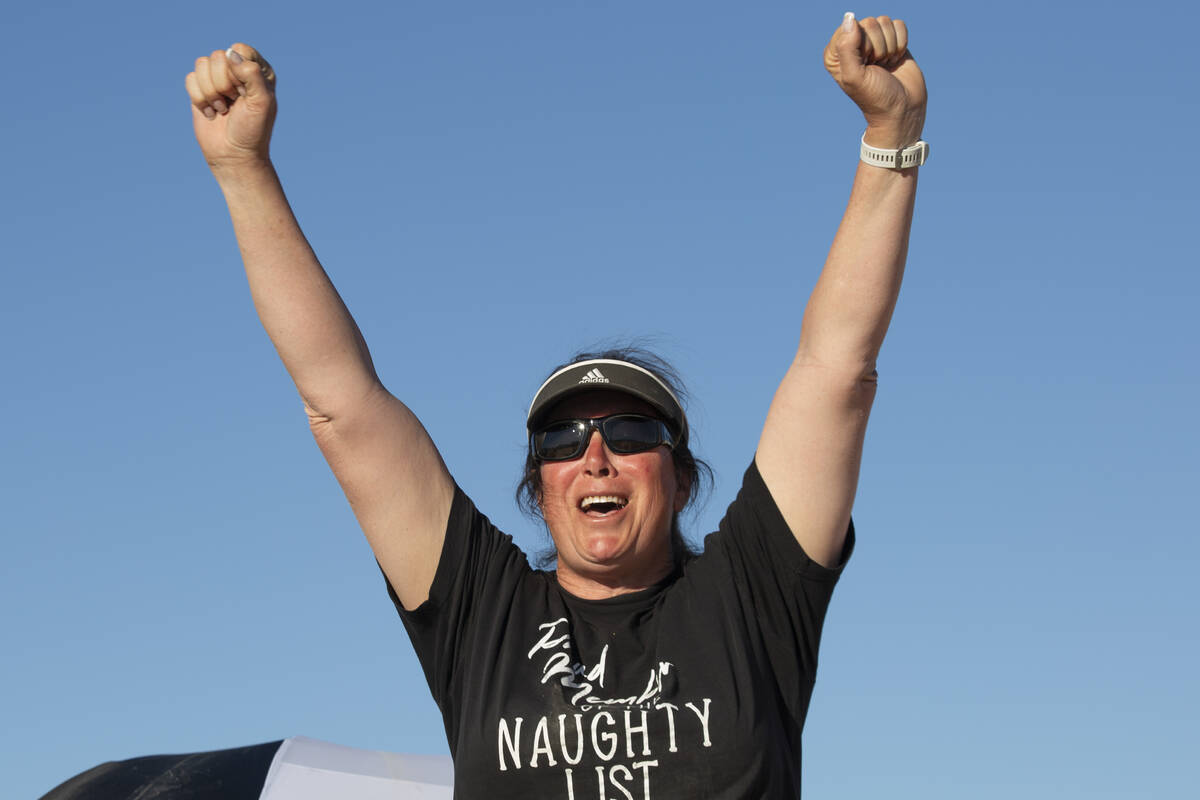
[38,740,284,800]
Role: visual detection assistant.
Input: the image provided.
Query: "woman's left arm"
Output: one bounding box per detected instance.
[757,14,928,567]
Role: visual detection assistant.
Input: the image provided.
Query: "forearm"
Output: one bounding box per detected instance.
[799,152,918,373]
[215,160,379,416]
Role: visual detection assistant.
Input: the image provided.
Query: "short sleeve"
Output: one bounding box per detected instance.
[384,486,531,718]
[685,459,854,717]
[726,458,854,578]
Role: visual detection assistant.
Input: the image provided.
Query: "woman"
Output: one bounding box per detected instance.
[182,11,924,798]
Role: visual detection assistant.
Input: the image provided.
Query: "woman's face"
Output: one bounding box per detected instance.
[537,390,689,597]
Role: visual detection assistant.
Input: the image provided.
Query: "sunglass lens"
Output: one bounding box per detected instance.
[535,422,587,461]
[603,415,663,453]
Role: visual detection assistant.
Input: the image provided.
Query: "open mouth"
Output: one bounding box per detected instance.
[579,495,629,516]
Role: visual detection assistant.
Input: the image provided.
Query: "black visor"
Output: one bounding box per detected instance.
[526,359,687,447]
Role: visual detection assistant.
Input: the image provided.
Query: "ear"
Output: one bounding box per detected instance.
[535,477,546,516]
[529,461,548,518]
[673,467,692,513]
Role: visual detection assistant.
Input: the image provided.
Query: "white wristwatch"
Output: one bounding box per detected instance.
[860,135,929,169]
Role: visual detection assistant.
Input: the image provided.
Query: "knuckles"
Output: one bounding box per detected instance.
[229,42,257,60]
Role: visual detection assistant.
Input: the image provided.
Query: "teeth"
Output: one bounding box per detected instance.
[580,495,629,510]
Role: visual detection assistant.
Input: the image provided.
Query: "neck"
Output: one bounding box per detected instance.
[553,556,675,600]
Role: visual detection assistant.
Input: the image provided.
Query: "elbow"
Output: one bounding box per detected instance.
[797,315,888,384]
[300,377,387,431]
[795,346,881,386]
[304,398,332,427]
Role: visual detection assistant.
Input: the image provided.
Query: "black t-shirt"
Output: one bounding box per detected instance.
[390,459,852,799]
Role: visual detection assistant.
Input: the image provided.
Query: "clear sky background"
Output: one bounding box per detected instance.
[5,1,1197,797]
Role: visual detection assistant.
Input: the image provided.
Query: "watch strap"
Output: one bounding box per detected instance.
[860,135,929,169]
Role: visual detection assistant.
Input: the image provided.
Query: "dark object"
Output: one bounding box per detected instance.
[532,413,677,461]
[526,358,689,445]
[39,740,283,800]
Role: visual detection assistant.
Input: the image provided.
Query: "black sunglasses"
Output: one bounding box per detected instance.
[532,413,677,462]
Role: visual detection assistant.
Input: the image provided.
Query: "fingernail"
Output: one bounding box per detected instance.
[212,98,228,114]
[236,85,246,97]
[202,106,216,120]
[842,11,855,31]
[226,47,244,65]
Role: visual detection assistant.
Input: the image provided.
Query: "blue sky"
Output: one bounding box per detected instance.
[5,1,1198,797]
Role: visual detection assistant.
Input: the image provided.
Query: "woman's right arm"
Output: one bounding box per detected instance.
[186,44,453,610]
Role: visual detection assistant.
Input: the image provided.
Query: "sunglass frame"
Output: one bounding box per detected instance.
[531,413,677,462]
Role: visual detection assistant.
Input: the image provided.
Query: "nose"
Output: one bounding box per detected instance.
[581,427,614,476]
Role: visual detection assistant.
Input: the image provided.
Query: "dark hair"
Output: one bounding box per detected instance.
[516,343,713,568]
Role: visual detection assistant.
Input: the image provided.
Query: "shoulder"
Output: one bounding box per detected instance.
[395,484,535,618]
[693,460,853,581]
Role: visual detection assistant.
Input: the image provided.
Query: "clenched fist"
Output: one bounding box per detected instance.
[185,44,277,172]
[824,14,927,150]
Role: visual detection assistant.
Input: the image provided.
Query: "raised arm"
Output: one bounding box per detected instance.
[185,45,453,609]
[756,15,927,567]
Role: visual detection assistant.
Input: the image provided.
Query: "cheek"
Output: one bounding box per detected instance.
[643,459,682,514]
[537,465,568,514]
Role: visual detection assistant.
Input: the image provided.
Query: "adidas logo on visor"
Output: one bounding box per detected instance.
[577,368,609,384]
